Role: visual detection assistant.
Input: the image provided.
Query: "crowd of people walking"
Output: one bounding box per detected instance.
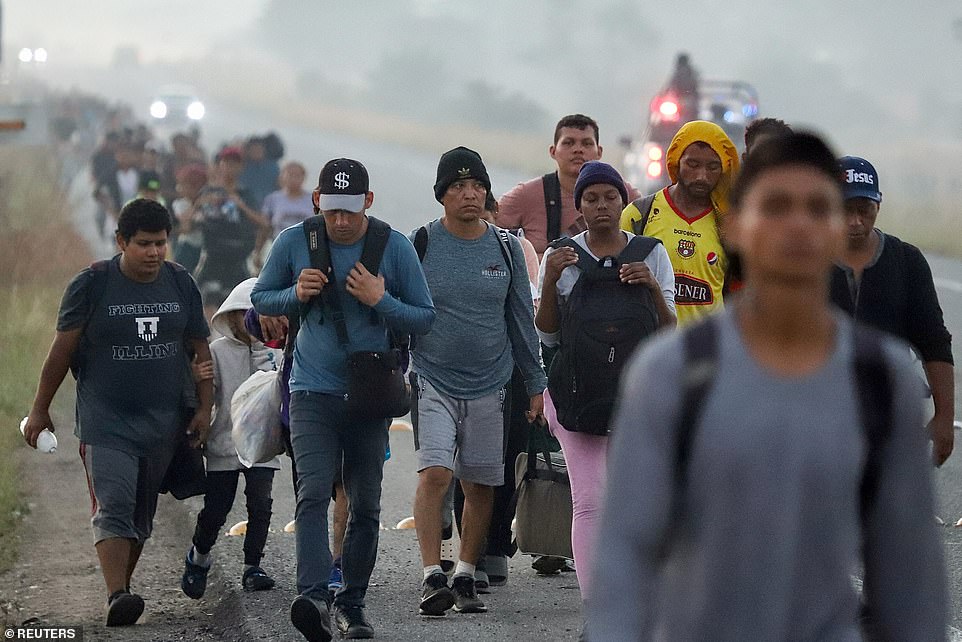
[21,103,956,641]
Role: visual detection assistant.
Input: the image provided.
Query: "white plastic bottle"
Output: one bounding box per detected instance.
[19,416,58,453]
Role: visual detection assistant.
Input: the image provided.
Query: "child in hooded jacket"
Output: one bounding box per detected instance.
[181,278,282,599]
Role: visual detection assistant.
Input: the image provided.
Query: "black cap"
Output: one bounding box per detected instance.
[317,158,370,212]
[434,146,491,203]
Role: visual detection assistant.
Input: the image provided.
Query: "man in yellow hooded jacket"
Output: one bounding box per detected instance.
[620,121,739,325]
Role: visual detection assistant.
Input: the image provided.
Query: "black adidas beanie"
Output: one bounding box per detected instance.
[434,146,491,203]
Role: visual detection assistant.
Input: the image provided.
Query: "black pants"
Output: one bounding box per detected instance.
[453,367,531,560]
[193,467,275,566]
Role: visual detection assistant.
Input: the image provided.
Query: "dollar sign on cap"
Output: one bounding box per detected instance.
[334,172,350,190]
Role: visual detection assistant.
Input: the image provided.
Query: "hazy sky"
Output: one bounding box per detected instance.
[7,0,268,64]
[7,0,962,149]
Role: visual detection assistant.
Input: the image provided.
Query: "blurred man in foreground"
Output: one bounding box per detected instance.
[590,132,947,640]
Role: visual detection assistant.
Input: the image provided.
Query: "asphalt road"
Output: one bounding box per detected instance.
[198,429,584,642]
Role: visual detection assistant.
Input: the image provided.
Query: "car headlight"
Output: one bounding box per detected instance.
[187,101,205,120]
[150,101,168,119]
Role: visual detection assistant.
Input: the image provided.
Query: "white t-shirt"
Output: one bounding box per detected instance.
[537,230,676,347]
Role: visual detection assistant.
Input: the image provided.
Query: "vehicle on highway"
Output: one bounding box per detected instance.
[149,85,205,126]
[622,77,759,195]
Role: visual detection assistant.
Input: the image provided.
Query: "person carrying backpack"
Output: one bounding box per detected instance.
[22,199,212,627]
[252,158,435,641]
[411,147,546,618]
[619,120,739,326]
[586,133,947,641]
[498,114,640,259]
[536,161,675,608]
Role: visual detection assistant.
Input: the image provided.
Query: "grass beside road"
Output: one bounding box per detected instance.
[0,147,91,573]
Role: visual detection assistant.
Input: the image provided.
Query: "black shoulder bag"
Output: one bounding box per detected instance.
[303,216,411,420]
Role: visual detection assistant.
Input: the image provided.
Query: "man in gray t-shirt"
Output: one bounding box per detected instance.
[411,147,546,617]
[587,133,946,640]
[23,199,212,628]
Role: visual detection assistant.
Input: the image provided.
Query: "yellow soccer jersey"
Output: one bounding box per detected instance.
[621,188,727,325]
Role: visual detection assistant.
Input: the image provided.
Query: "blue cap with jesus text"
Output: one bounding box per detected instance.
[839,156,882,203]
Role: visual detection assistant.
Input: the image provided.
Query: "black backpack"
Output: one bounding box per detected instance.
[300,214,400,345]
[547,235,662,435]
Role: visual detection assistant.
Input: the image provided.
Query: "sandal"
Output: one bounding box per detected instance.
[242,566,276,591]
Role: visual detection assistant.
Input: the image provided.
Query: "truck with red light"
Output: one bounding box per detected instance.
[622,72,759,195]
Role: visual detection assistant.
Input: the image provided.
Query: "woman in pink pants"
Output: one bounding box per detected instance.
[536,161,676,603]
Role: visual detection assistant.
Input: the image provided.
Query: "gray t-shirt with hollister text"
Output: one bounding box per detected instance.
[58,257,209,456]
[409,220,546,400]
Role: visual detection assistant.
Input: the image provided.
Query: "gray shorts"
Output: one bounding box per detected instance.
[81,442,175,545]
[411,373,507,486]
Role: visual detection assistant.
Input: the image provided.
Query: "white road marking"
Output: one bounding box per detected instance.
[852,576,962,638]
[935,277,962,295]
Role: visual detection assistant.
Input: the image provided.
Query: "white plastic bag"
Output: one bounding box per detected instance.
[231,369,285,467]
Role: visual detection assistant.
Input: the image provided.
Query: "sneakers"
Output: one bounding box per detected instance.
[333,604,375,639]
[105,589,145,627]
[242,566,276,591]
[181,551,211,599]
[451,575,487,613]
[290,595,333,642]
[328,559,344,600]
[419,572,455,616]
